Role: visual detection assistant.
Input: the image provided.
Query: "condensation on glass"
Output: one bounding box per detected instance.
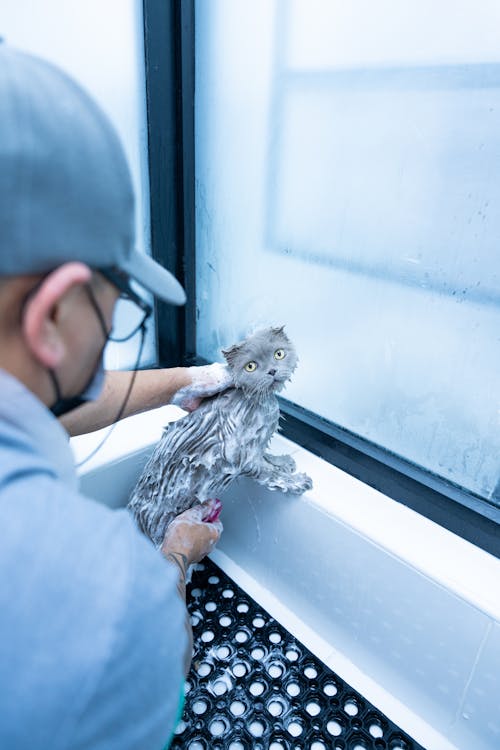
[195,0,500,503]
[3,0,155,368]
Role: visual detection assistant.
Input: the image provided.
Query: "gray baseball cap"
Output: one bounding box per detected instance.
[0,43,186,305]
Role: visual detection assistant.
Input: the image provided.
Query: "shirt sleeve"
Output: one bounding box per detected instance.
[68,512,187,750]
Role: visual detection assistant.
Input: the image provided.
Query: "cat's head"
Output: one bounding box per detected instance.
[222,326,297,394]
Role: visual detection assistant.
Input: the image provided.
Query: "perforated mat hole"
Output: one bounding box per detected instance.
[287,719,304,737]
[251,647,265,660]
[269,743,286,750]
[229,743,245,750]
[390,740,410,750]
[201,630,215,643]
[230,700,246,716]
[369,722,384,738]
[208,575,219,584]
[187,741,204,750]
[205,601,217,611]
[306,701,321,716]
[235,631,250,644]
[249,680,266,696]
[236,602,249,613]
[217,645,230,659]
[310,742,327,750]
[304,665,318,679]
[286,681,301,697]
[253,616,266,627]
[327,720,343,736]
[352,743,369,750]
[249,719,266,737]
[323,681,338,696]
[174,720,187,735]
[232,661,247,677]
[196,662,212,677]
[268,662,284,679]
[267,699,285,717]
[209,717,228,737]
[184,680,192,694]
[212,680,228,696]
[269,631,282,644]
[286,649,299,662]
[222,588,234,598]
[192,700,208,715]
[219,615,232,627]
[344,699,359,716]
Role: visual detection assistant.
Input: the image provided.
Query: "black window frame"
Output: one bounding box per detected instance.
[142,0,500,559]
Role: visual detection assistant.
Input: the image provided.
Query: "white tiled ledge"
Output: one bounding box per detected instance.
[286,439,500,624]
[74,405,500,623]
[76,406,500,750]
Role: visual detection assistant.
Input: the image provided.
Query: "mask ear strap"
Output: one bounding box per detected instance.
[75,322,147,469]
[48,368,62,403]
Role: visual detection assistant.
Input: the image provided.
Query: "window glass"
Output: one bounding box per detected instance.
[3,0,155,368]
[195,0,500,503]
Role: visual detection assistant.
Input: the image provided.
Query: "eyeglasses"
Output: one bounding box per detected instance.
[95,267,153,343]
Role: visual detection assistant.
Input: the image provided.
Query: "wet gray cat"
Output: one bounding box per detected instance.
[128,326,313,546]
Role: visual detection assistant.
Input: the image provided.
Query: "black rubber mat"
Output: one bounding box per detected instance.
[171,558,426,750]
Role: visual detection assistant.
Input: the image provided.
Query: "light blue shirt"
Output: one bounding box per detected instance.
[0,369,186,749]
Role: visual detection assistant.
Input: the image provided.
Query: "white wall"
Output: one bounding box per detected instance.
[2,0,155,367]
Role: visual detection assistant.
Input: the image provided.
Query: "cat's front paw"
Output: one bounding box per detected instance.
[265,453,296,472]
[287,471,313,495]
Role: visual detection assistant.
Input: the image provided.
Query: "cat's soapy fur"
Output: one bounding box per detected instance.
[128,326,313,546]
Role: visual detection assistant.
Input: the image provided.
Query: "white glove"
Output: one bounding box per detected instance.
[172,363,232,411]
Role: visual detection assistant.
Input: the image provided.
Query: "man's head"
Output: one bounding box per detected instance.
[0,44,184,411]
[0,42,185,303]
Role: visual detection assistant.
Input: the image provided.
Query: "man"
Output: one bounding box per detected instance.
[0,44,227,749]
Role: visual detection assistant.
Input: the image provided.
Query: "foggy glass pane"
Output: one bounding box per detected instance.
[195,0,500,503]
[3,0,155,369]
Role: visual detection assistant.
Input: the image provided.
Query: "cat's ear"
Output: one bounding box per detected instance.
[222,343,242,365]
[271,325,288,339]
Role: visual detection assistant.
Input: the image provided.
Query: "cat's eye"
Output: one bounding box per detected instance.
[244,361,258,372]
[274,349,285,360]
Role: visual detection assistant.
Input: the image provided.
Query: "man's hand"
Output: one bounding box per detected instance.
[172,363,232,411]
[161,499,223,567]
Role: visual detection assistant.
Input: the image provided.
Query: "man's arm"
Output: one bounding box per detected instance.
[60,363,231,436]
[60,369,189,436]
[160,500,223,675]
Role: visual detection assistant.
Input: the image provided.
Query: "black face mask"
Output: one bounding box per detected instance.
[49,350,106,417]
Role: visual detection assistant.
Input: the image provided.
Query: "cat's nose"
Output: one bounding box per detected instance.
[268,368,277,376]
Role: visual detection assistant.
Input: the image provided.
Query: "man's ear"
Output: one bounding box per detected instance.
[22,262,92,368]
